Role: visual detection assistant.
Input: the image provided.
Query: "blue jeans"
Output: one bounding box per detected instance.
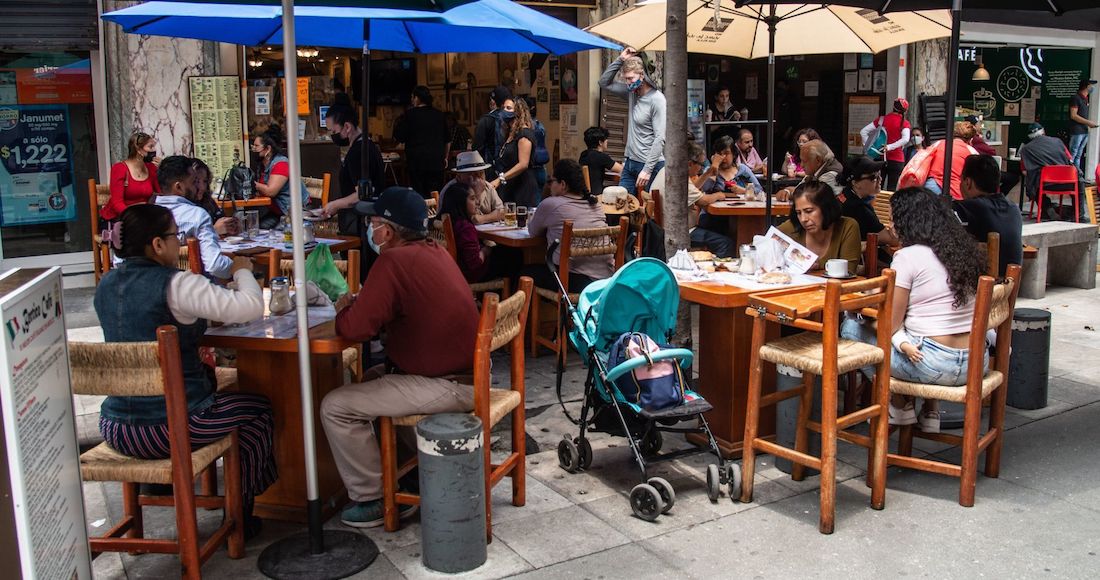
[840,316,988,386]
[923,177,942,196]
[620,158,665,196]
[690,227,734,258]
[1069,133,1087,171]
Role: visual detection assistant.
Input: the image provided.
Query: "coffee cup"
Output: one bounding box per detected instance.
[1008,147,1017,159]
[825,259,848,278]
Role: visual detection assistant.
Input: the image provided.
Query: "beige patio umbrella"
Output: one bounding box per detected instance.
[587,0,951,222]
[587,0,951,58]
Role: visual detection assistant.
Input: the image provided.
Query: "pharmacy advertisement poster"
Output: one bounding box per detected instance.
[0,105,77,226]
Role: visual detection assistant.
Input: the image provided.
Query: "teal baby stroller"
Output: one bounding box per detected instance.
[549,255,740,521]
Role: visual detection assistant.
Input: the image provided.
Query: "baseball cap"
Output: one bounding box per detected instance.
[843,156,885,184]
[893,98,909,113]
[490,85,512,106]
[1079,79,1097,90]
[963,114,983,125]
[354,186,429,234]
[1027,122,1045,139]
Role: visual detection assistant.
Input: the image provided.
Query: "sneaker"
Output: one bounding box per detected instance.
[340,499,417,528]
[918,409,941,434]
[888,400,917,426]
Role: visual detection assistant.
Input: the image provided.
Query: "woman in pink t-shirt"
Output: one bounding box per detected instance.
[842,187,987,433]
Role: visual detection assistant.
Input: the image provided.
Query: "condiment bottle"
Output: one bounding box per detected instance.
[269,277,293,315]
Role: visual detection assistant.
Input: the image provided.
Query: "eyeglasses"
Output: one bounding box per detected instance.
[856,174,881,182]
[163,231,187,244]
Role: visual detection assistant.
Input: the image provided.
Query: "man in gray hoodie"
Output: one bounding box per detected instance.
[599,47,666,196]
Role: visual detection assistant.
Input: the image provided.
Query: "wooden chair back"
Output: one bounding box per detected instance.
[556,216,628,294]
[862,232,880,277]
[983,231,1000,277]
[650,188,665,227]
[582,165,591,193]
[426,190,439,218]
[89,179,112,282]
[266,248,361,293]
[1084,185,1099,225]
[177,237,203,274]
[872,190,893,226]
[968,264,1022,389]
[304,173,332,206]
[429,213,460,262]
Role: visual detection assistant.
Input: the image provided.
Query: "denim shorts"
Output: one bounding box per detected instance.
[840,316,988,387]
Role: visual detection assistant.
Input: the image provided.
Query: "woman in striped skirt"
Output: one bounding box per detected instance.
[95,202,277,538]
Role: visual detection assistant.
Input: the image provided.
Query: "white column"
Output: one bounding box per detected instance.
[887,44,907,104]
[1089,32,1100,181]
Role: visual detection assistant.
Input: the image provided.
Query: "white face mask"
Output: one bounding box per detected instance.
[912,135,924,145]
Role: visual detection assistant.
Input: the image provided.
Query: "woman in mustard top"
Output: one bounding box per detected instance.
[778,180,862,275]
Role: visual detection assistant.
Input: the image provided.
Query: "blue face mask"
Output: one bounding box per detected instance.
[500,110,516,122]
[366,222,385,254]
[627,78,643,92]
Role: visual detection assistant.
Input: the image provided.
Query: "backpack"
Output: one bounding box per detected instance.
[531,119,550,166]
[639,219,666,261]
[219,162,254,200]
[865,117,889,160]
[607,332,686,411]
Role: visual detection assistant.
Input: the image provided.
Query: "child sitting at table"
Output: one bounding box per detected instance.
[95,203,274,538]
[842,186,987,434]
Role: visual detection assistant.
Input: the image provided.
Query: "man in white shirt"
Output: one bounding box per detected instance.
[154,155,234,279]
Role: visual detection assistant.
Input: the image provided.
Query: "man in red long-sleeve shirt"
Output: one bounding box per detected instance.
[321,186,479,528]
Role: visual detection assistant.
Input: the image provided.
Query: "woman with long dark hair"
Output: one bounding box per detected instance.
[782,128,820,178]
[95,203,275,537]
[490,98,541,208]
[524,159,612,292]
[251,126,308,228]
[843,186,987,433]
[439,181,492,283]
[101,131,160,222]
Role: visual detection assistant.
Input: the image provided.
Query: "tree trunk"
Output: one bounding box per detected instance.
[664,0,691,345]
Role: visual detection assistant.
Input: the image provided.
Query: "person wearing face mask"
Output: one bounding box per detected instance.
[599,47,666,196]
[860,97,912,190]
[321,186,480,529]
[322,104,384,237]
[1068,79,1098,172]
[251,126,309,229]
[904,127,926,162]
[153,156,234,279]
[101,131,161,222]
[489,98,541,208]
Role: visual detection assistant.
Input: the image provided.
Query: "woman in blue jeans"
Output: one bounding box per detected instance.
[842,187,987,433]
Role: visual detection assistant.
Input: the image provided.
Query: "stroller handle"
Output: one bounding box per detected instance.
[604,348,694,383]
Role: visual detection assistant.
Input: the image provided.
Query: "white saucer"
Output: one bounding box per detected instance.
[822,272,856,279]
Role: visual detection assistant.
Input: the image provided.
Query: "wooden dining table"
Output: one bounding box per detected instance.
[216,197,272,217]
[202,318,354,523]
[705,198,792,247]
[678,274,826,458]
[475,223,547,265]
[220,235,361,270]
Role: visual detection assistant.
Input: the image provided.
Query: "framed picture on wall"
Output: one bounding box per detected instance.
[465,53,497,88]
[498,54,517,93]
[450,92,470,125]
[447,53,468,82]
[430,88,447,112]
[427,54,446,86]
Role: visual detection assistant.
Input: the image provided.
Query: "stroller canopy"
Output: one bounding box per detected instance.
[575,258,680,353]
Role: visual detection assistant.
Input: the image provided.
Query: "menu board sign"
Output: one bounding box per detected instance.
[188,76,244,182]
[0,267,91,579]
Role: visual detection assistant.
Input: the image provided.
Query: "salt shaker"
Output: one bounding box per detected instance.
[739,245,756,275]
[269,277,293,315]
[303,220,315,243]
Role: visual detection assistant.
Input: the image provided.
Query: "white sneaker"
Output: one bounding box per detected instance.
[918,409,941,433]
[889,400,917,426]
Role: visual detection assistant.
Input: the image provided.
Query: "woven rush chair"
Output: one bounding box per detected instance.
[430,214,511,299]
[266,248,363,382]
[426,190,439,218]
[71,326,245,577]
[88,179,112,282]
[530,217,628,362]
[872,190,893,226]
[304,173,332,207]
[378,277,534,538]
[740,270,897,534]
[887,264,1021,507]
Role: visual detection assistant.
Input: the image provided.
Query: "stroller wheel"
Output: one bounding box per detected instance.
[726,464,743,501]
[641,430,663,457]
[706,464,721,503]
[629,483,664,522]
[557,438,580,473]
[647,477,676,514]
[576,437,593,471]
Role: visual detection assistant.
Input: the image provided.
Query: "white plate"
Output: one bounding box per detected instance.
[225,236,245,244]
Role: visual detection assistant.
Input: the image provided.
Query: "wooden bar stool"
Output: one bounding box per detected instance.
[740,270,896,534]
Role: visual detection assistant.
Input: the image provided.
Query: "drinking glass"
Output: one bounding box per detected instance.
[504,202,517,227]
[516,206,528,228]
[244,210,260,240]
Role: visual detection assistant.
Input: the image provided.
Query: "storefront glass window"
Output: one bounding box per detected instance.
[0,51,96,259]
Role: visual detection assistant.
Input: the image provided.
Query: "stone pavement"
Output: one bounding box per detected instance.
[64,283,1100,580]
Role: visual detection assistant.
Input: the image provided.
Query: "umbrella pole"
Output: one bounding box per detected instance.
[765,4,777,226]
[257,2,379,577]
[942,0,961,196]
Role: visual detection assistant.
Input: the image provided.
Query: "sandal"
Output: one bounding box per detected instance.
[889,399,917,426]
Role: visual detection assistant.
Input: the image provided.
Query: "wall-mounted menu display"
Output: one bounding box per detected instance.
[188,76,244,181]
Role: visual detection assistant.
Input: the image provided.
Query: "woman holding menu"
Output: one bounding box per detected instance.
[778,180,861,275]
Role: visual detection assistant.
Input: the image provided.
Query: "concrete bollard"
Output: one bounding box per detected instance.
[416,413,486,574]
[1007,308,1052,410]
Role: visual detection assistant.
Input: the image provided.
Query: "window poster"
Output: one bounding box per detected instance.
[0,105,77,226]
[188,76,244,181]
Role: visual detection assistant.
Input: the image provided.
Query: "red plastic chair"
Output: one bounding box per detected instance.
[1030,165,1080,222]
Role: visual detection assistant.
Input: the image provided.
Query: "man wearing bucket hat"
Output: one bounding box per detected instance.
[322,186,480,528]
[439,151,504,224]
[1019,122,1075,220]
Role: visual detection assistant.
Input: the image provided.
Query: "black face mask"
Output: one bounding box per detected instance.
[331,133,350,147]
[143,151,156,163]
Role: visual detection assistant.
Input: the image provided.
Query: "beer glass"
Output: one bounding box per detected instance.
[504,202,517,227]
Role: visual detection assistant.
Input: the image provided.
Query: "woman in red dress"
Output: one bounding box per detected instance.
[100,132,160,222]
